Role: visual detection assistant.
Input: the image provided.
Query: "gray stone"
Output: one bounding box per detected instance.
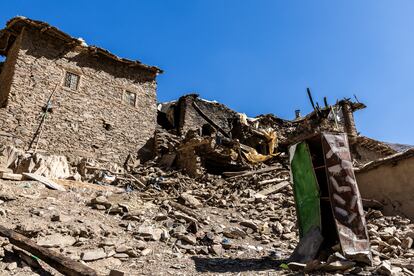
[114,253,129,259]
[223,227,247,239]
[377,261,393,276]
[91,196,111,209]
[141,248,152,256]
[239,220,258,231]
[37,234,76,248]
[81,248,107,261]
[115,244,132,253]
[135,240,147,250]
[180,193,202,208]
[6,262,17,271]
[402,237,413,249]
[322,260,355,271]
[136,225,163,241]
[210,244,224,256]
[177,234,197,245]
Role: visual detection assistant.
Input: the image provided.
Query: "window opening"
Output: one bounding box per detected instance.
[123,91,136,107]
[64,72,80,90]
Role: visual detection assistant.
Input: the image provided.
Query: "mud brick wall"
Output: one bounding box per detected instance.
[0,27,157,164]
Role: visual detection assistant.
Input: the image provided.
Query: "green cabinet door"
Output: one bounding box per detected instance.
[289,142,321,238]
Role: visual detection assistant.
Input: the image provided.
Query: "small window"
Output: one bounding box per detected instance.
[123,91,136,107]
[64,72,80,90]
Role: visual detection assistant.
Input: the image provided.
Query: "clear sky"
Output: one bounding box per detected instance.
[1,1,413,144]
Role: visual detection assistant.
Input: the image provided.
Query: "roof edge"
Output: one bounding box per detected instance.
[0,16,163,74]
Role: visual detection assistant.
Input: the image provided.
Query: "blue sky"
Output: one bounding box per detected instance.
[1,1,413,144]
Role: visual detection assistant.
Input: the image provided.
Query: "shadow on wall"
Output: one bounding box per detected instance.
[191,256,288,273]
[24,43,156,83]
[137,136,155,162]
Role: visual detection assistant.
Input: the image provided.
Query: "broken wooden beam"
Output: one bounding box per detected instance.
[361,198,383,210]
[257,181,290,196]
[192,101,230,138]
[258,176,288,186]
[0,225,97,276]
[0,172,22,181]
[22,173,66,191]
[168,201,203,223]
[222,171,248,177]
[225,166,282,180]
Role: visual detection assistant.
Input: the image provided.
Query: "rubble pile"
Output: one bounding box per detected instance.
[366,210,414,274]
[0,165,301,275]
[0,94,412,275]
[0,156,413,275]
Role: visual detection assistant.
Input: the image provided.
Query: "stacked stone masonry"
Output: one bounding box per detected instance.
[0,22,160,164]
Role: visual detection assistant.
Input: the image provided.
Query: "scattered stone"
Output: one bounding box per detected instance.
[135,240,147,250]
[180,192,202,208]
[90,196,111,209]
[81,248,107,261]
[177,234,197,245]
[136,226,163,241]
[322,260,355,271]
[114,253,129,259]
[223,227,247,239]
[210,244,224,255]
[154,213,168,221]
[141,248,152,256]
[376,261,393,275]
[51,213,71,223]
[402,237,413,249]
[37,234,76,248]
[6,262,17,271]
[115,244,132,253]
[240,220,258,231]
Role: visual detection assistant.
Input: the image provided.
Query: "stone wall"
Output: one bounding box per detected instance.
[178,95,238,135]
[0,34,20,107]
[0,27,158,164]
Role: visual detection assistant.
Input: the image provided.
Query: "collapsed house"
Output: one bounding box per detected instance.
[0,16,412,275]
[0,17,162,164]
[155,94,384,176]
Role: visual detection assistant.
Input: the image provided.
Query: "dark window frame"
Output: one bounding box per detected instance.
[63,71,80,90]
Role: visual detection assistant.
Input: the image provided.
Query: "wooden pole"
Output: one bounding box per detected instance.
[191,101,230,138]
[27,84,59,152]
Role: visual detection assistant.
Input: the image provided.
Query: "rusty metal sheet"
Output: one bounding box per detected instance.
[321,132,372,264]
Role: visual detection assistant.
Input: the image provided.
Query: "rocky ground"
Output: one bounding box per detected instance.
[0,162,412,275]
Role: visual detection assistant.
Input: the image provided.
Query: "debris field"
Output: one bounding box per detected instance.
[0,16,413,276]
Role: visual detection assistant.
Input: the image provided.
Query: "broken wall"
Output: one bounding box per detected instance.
[0,27,157,164]
[0,32,20,107]
[355,151,414,219]
[178,95,238,135]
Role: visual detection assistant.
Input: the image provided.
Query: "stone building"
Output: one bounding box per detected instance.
[0,17,162,164]
[157,94,238,136]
